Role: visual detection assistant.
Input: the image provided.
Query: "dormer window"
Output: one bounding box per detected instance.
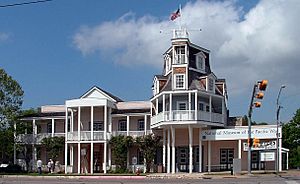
[174,74,185,89]
[174,46,185,64]
[196,55,205,71]
[195,52,206,72]
[164,54,172,74]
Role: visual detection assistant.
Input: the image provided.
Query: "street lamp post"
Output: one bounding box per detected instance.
[276,85,285,174]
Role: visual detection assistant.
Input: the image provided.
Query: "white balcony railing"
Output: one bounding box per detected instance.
[67,131,105,141]
[112,131,148,138]
[16,132,66,144]
[151,110,224,126]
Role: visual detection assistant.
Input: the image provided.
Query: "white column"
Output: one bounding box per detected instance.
[64,143,68,173]
[208,141,211,173]
[170,94,173,120]
[13,122,16,165]
[238,139,242,159]
[171,126,176,174]
[78,107,81,141]
[144,114,147,135]
[155,98,159,114]
[65,107,68,173]
[33,119,37,135]
[167,128,171,173]
[209,96,212,122]
[51,118,55,137]
[71,109,74,132]
[104,106,107,139]
[108,145,112,167]
[188,125,193,173]
[279,138,282,171]
[199,128,202,172]
[32,119,37,171]
[108,108,112,133]
[163,129,166,172]
[126,115,129,136]
[77,143,81,174]
[163,94,165,113]
[195,92,198,120]
[90,142,94,174]
[188,92,191,120]
[91,106,94,141]
[104,142,107,173]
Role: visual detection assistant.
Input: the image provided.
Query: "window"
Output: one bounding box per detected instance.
[118,120,127,131]
[175,74,185,89]
[93,121,103,131]
[206,105,210,112]
[199,103,204,111]
[138,119,144,131]
[208,78,214,92]
[47,123,52,133]
[164,54,171,74]
[177,101,187,110]
[196,55,205,71]
[175,46,185,64]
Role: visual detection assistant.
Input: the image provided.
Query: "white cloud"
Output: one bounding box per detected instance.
[73,0,300,97]
[0,32,9,42]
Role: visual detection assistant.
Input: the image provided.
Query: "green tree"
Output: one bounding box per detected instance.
[109,135,133,172]
[282,108,300,168]
[136,134,161,172]
[41,136,65,162]
[0,68,24,163]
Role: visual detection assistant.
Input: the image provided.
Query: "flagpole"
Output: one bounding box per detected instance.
[179,4,182,30]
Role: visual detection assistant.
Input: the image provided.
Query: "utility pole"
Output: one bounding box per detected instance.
[276,85,285,174]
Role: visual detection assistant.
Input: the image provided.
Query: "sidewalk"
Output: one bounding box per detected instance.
[1,170,298,180]
[147,170,300,179]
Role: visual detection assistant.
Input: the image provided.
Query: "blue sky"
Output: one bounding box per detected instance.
[1,0,299,123]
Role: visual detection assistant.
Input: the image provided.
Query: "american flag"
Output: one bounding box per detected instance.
[170,8,180,21]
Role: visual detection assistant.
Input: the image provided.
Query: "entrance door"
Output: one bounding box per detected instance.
[251,151,260,170]
[177,147,188,172]
[220,148,234,171]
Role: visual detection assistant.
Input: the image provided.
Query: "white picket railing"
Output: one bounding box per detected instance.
[151,110,224,126]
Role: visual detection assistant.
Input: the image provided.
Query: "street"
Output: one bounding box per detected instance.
[0,175,299,184]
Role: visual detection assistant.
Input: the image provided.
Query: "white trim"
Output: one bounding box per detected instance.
[80,86,117,102]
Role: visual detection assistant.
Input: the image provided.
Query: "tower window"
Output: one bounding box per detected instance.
[174,74,185,89]
[175,46,185,64]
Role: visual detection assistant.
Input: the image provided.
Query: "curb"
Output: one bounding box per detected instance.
[0,175,146,180]
[79,175,146,180]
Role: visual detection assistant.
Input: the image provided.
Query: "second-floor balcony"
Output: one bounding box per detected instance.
[67,131,106,141]
[112,130,151,138]
[151,110,224,128]
[16,133,65,144]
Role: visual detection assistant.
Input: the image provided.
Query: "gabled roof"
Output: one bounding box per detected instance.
[80,86,123,102]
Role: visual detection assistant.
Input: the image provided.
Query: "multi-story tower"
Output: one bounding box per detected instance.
[151,28,228,173]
